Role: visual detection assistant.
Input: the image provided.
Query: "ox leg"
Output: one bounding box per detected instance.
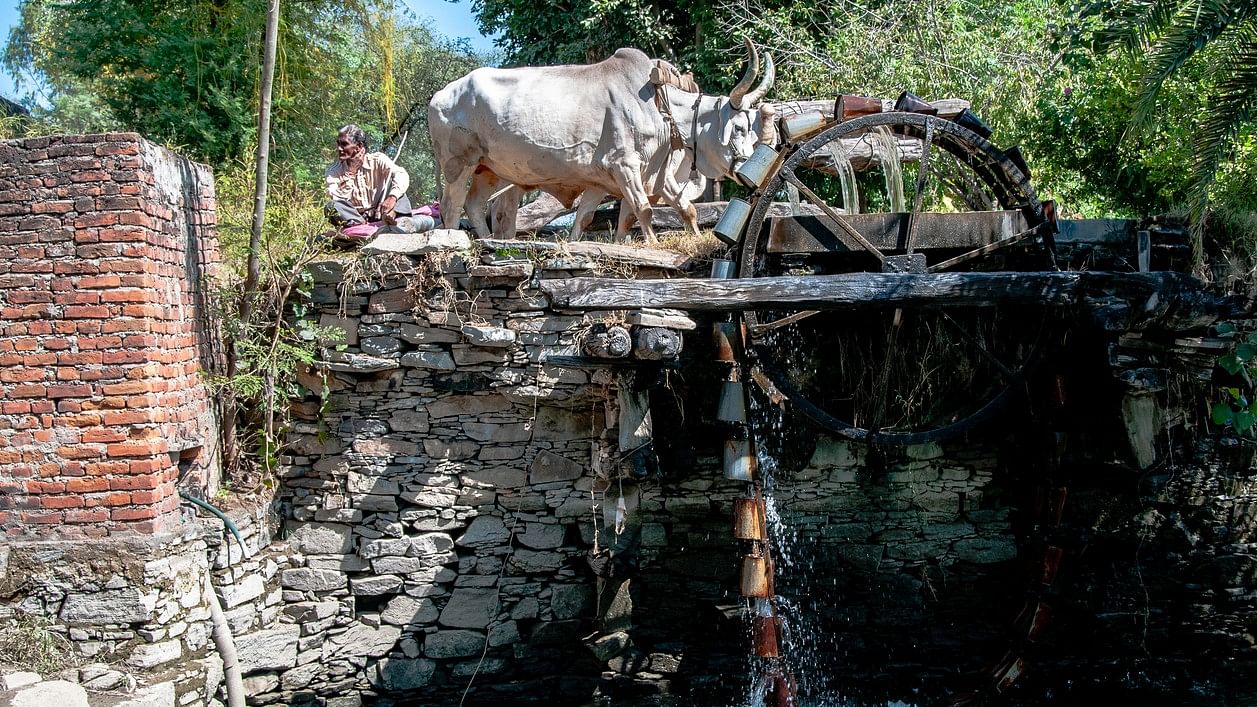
[440,164,477,235]
[613,165,656,244]
[615,202,639,240]
[659,152,703,238]
[490,185,524,239]
[569,189,608,242]
[463,168,499,237]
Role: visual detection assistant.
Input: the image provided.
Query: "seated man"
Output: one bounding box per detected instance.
[324,124,417,231]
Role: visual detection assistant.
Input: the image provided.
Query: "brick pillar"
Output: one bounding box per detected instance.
[0,133,222,538]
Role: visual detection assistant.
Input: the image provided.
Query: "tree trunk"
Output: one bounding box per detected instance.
[243,0,280,312]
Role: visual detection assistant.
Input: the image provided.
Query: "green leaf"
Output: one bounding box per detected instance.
[1228,387,1242,401]
[1247,331,1257,344]
[1217,322,1237,334]
[1220,353,1244,375]
[1213,401,1235,425]
[1236,411,1256,435]
[1238,342,1257,362]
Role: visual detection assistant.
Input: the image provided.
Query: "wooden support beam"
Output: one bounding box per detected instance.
[767,210,1028,253]
[541,271,1243,331]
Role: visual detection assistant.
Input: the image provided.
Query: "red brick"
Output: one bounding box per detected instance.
[80,367,126,382]
[46,383,92,399]
[65,477,110,493]
[127,459,165,474]
[1,402,31,414]
[129,489,168,505]
[74,212,118,228]
[110,473,161,491]
[110,506,159,521]
[63,508,110,523]
[115,212,152,228]
[122,304,167,318]
[70,171,110,183]
[82,429,126,444]
[64,305,110,319]
[32,201,73,214]
[106,440,166,457]
[61,413,103,427]
[0,368,45,383]
[8,290,51,304]
[8,384,46,398]
[79,275,121,288]
[21,511,63,524]
[102,381,150,395]
[101,289,151,303]
[54,368,80,381]
[41,495,84,509]
[43,337,72,350]
[56,445,105,460]
[99,352,145,368]
[24,480,66,494]
[80,396,125,410]
[96,144,139,157]
[100,410,153,425]
[56,291,101,305]
[85,460,129,476]
[95,491,132,506]
[58,352,104,365]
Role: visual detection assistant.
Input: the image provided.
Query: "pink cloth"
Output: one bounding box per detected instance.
[339,223,379,240]
[415,202,440,218]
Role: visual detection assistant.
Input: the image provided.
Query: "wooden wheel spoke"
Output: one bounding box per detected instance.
[904,119,935,254]
[927,224,1042,272]
[779,168,886,264]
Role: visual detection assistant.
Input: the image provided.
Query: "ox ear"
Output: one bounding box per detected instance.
[741,53,775,108]
[728,38,759,110]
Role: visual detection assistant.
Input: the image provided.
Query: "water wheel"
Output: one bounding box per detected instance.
[734,109,1059,445]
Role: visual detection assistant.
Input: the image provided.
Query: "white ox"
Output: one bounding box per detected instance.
[427,42,775,243]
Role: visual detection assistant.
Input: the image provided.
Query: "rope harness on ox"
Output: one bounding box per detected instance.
[650,59,703,180]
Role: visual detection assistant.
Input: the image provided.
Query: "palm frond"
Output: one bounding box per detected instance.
[1184,31,1257,251]
[1086,0,1182,52]
[1131,1,1257,129]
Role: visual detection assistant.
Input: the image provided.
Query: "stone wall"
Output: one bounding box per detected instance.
[1,133,1251,707]
[224,240,1024,706]
[0,133,221,537]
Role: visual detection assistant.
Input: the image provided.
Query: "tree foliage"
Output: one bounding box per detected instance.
[1075,0,1257,225]
[3,0,482,192]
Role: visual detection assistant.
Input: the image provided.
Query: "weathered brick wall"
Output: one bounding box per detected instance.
[0,133,221,537]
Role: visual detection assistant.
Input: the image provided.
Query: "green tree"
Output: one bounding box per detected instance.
[1078,0,1257,239]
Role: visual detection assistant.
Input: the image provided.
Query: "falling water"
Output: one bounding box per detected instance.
[871,127,905,213]
[826,141,860,214]
[741,324,922,707]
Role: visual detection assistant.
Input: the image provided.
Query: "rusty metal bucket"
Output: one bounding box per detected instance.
[733,497,767,540]
[724,438,759,481]
[740,552,773,597]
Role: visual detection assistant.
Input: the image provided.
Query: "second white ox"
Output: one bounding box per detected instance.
[428,42,775,242]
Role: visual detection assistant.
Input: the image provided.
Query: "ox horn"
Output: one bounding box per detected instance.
[729,38,760,110]
[741,53,775,108]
